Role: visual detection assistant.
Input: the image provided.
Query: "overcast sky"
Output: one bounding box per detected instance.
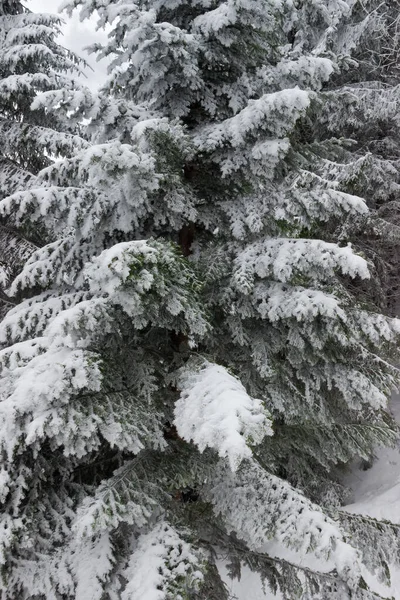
[24,0,109,90]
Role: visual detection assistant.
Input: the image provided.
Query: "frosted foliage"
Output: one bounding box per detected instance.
[325,365,388,410]
[61,0,285,120]
[3,238,207,351]
[207,460,361,587]
[195,88,310,150]
[221,184,368,240]
[355,311,400,345]
[0,227,36,289]
[191,0,280,37]
[115,19,201,119]
[174,359,273,470]
[83,240,208,335]
[85,241,161,296]
[262,56,335,90]
[0,342,102,459]
[233,238,369,293]
[0,120,198,256]
[0,514,18,568]
[195,89,310,176]
[0,2,86,322]
[0,236,209,465]
[287,172,369,222]
[253,283,345,322]
[7,238,86,294]
[5,548,74,600]
[121,521,205,600]
[0,292,88,345]
[0,235,211,596]
[0,9,82,176]
[73,480,154,537]
[0,141,159,238]
[0,121,89,159]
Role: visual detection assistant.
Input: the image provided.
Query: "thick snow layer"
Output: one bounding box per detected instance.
[175,360,272,471]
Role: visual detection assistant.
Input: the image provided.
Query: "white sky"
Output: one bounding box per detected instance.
[24,0,109,89]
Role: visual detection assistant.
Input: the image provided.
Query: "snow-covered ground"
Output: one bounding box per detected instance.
[220,394,400,599]
[345,393,400,525]
[344,442,400,523]
[341,393,400,598]
[218,562,280,600]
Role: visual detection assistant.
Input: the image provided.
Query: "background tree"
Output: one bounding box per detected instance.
[0,0,85,313]
[293,0,400,316]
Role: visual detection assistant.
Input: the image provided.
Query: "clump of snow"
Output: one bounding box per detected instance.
[174,359,273,471]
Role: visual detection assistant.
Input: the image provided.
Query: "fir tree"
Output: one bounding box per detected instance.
[321,0,400,317]
[276,0,400,316]
[1,0,400,598]
[0,0,86,318]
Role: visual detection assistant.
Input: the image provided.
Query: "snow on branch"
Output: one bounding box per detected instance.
[195,88,310,151]
[207,460,362,589]
[233,238,370,294]
[174,359,273,471]
[84,240,208,335]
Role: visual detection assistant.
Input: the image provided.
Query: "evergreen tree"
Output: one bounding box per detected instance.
[315,0,400,317]
[0,0,85,314]
[1,0,400,598]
